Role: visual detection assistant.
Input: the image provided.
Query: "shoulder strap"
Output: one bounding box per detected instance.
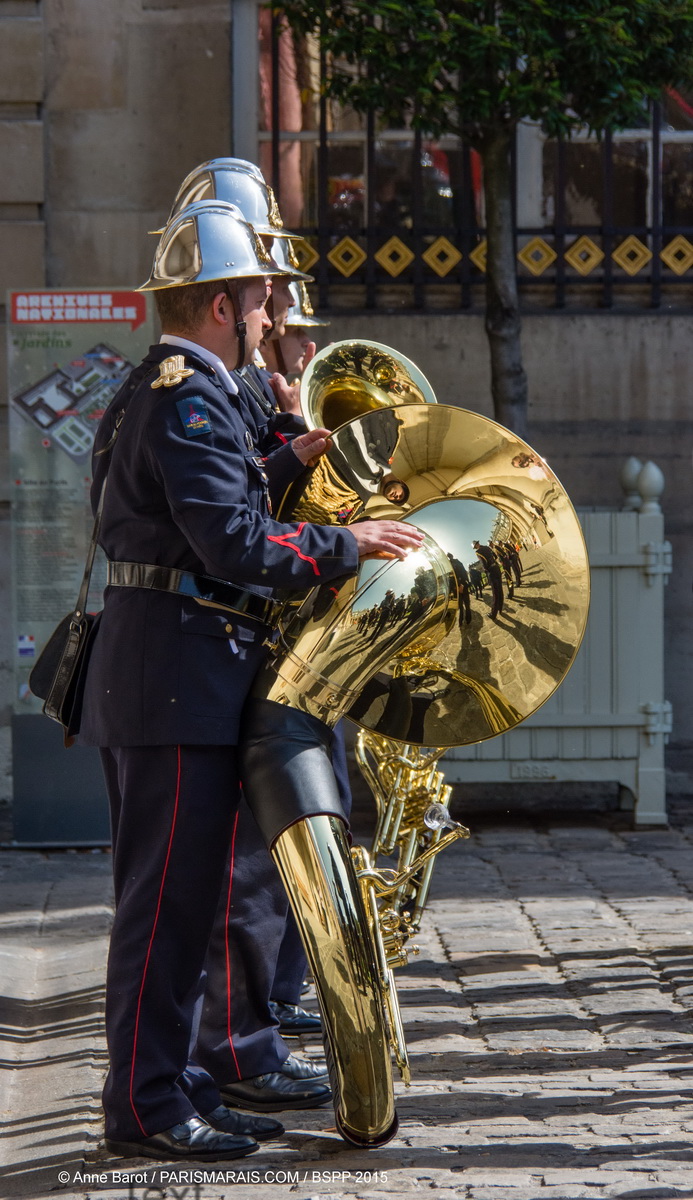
[74,364,158,618]
[239,364,276,416]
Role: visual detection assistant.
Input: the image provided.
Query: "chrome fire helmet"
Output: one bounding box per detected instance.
[139,199,292,370]
[203,156,265,181]
[285,280,329,328]
[153,162,290,242]
[264,234,314,284]
[139,200,290,291]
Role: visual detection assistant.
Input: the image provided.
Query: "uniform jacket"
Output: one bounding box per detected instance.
[237,362,304,445]
[475,544,502,578]
[78,343,358,747]
[233,363,305,503]
[447,555,467,581]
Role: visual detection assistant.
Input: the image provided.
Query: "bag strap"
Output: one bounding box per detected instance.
[72,411,123,620]
[73,363,159,621]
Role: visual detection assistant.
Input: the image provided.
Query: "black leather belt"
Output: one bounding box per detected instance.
[106,561,276,626]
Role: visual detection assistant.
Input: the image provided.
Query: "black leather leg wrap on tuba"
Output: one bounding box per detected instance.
[239,699,348,848]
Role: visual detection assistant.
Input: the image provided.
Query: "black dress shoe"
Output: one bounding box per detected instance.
[220,1071,332,1113]
[202,1104,284,1142]
[105,1116,258,1161]
[269,999,322,1035]
[280,1052,328,1080]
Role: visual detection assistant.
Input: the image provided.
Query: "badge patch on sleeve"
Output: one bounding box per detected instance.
[176,396,212,437]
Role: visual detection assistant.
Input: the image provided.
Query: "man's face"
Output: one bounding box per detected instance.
[267,278,294,338]
[383,480,408,505]
[240,276,272,365]
[281,327,313,375]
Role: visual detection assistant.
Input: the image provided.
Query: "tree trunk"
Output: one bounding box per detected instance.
[480,127,528,438]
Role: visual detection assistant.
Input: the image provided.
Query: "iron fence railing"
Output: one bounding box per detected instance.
[261,17,693,313]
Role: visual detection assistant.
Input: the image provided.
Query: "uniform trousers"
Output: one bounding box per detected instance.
[457,582,472,627]
[100,744,286,1141]
[488,567,505,619]
[191,723,354,1089]
[269,722,352,1005]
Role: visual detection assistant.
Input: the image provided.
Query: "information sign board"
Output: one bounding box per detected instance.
[7,289,155,843]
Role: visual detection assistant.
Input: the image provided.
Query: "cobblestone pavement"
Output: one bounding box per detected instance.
[2,807,693,1200]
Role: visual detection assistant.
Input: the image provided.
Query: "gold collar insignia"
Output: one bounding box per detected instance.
[151,355,195,389]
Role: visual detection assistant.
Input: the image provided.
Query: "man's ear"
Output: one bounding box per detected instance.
[211,292,229,327]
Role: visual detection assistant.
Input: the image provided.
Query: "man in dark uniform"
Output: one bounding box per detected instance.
[156,162,348,1049]
[446,552,472,627]
[261,271,349,1036]
[473,539,504,620]
[151,215,334,1097]
[469,561,484,600]
[504,540,523,587]
[78,200,423,1160]
[493,540,515,599]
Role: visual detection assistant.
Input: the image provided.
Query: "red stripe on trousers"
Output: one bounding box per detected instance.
[129,745,182,1137]
[224,810,242,1078]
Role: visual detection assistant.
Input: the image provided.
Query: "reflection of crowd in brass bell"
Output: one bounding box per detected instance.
[355,565,439,645]
[415,533,581,746]
[345,514,580,747]
[446,536,527,625]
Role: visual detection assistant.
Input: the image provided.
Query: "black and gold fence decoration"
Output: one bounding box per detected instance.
[289,230,693,310]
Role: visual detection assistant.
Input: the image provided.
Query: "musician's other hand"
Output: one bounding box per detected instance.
[349,521,425,562]
[292,427,333,467]
[302,341,317,373]
[270,373,301,414]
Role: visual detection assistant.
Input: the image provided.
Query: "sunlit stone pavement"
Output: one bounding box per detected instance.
[2,802,692,1200]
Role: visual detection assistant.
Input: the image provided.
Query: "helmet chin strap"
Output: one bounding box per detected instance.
[224,280,247,370]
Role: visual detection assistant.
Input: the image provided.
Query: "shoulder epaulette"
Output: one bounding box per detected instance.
[151,355,196,389]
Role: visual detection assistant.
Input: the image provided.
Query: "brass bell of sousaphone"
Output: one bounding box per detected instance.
[239,340,590,1149]
[276,342,590,747]
[299,338,438,431]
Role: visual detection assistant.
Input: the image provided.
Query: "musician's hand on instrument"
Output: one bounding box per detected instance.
[349,521,425,561]
[270,373,302,414]
[292,427,333,467]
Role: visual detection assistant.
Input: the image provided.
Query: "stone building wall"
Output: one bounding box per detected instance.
[0,1,690,802]
[0,0,234,798]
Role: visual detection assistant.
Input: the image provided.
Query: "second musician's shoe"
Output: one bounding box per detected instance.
[279,1052,328,1080]
[269,999,323,1035]
[220,1062,331,1112]
[105,1116,258,1161]
[201,1104,284,1142]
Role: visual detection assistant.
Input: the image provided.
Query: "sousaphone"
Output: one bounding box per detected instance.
[240,341,590,1147]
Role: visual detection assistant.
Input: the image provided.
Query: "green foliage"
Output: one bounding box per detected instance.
[281,0,693,141]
